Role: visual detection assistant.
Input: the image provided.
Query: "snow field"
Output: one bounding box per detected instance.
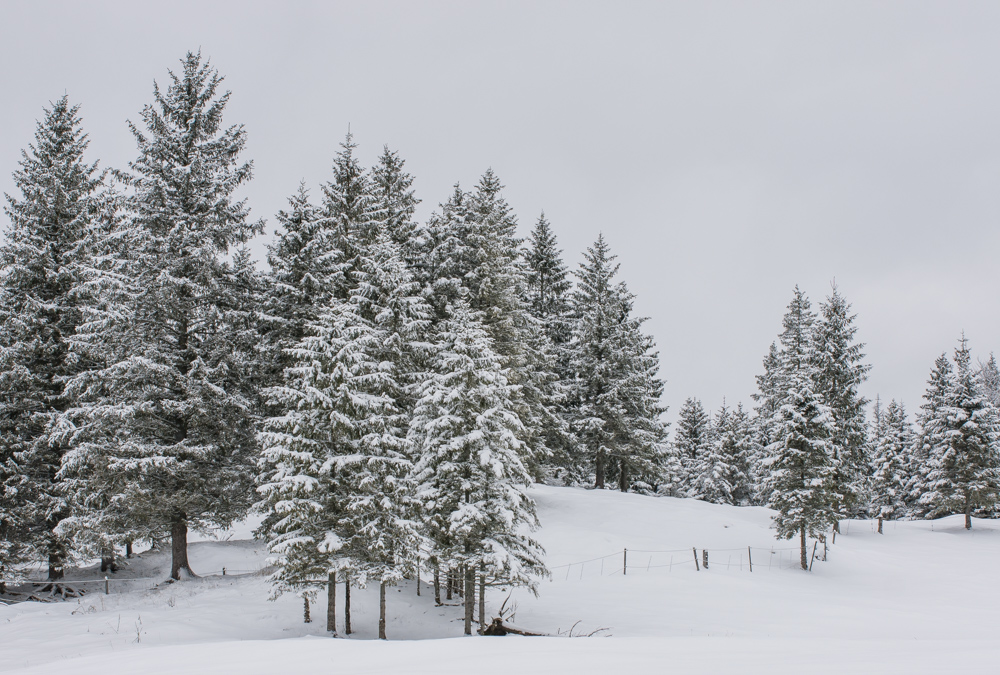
[3,485,1000,673]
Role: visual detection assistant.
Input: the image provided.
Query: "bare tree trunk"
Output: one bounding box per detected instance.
[595,450,605,489]
[965,503,972,530]
[344,576,352,635]
[170,514,195,580]
[618,459,628,492]
[478,566,485,633]
[446,567,452,600]
[463,567,474,635]
[434,566,441,605]
[877,517,883,535]
[799,526,808,570]
[833,520,841,534]
[326,571,337,635]
[47,545,64,581]
[379,581,387,640]
[125,540,133,558]
[303,596,311,623]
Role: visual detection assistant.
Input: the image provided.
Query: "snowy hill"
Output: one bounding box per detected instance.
[3,485,999,674]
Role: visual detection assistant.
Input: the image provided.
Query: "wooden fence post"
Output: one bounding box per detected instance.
[623,548,627,576]
[104,576,109,595]
[692,547,700,571]
[702,550,709,569]
[748,546,753,573]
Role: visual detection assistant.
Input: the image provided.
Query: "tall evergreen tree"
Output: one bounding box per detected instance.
[0,96,110,580]
[64,52,262,580]
[813,285,871,520]
[921,337,1000,529]
[371,145,419,256]
[410,300,546,635]
[691,402,743,505]
[906,354,953,518]
[672,397,712,496]
[321,131,376,293]
[762,288,839,569]
[568,235,667,491]
[523,212,573,354]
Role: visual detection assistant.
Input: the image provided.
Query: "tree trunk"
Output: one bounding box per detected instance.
[833,520,841,534]
[965,504,972,530]
[379,581,387,640]
[344,576,352,635]
[799,526,808,571]
[125,540,133,558]
[595,450,606,489]
[877,517,883,535]
[326,572,337,635]
[170,515,195,580]
[478,566,485,633]
[618,459,628,492]
[446,567,452,600]
[464,567,474,635]
[434,566,441,605]
[303,596,311,623]
[47,544,64,581]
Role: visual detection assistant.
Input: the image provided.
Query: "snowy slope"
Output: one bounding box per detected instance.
[3,485,999,674]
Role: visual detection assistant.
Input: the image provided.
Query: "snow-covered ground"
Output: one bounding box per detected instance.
[3,485,998,674]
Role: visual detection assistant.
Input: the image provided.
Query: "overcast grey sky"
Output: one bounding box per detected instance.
[3,1,999,423]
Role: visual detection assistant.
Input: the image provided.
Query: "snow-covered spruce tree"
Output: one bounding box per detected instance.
[66,53,262,580]
[750,342,783,505]
[906,354,952,518]
[762,287,839,569]
[371,145,419,257]
[523,212,573,364]
[416,173,566,479]
[729,403,758,505]
[976,353,1000,409]
[691,401,749,505]
[321,132,377,295]
[870,399,911,532]
[921,337,1000,529]
[410,299,546,636]
[258,230,428,638]
[568,235,667,491]
[262,183,345,379]
[0,96,110,580]
[673,397,712,497]
[813,285,871,521]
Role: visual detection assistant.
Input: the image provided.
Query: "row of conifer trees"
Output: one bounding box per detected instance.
[0,53,671,634]
[671,286,1000,568]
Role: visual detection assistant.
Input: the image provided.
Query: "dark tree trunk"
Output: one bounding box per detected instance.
[965,503,972,530]
[170,515,195,580]
[833,520,841,534]
[464,567,474,635]
[379,581,387,640]
[344,577,352,635]
[434,567,441,605]
[618,459,628,492]
[326,572,337,635]
[47,546,64,581]
[446,567,452,600]
[595,450,606,489]
[303,596,311,623]
[799,526,808,570]
[125,540,133,558]
[877,517,883,535]
[478,567,485,633]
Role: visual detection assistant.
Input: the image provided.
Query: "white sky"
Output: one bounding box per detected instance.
[3,1,999,423]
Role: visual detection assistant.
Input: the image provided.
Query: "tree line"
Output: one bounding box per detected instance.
[0,52,667,636]
[670,287,1000,569]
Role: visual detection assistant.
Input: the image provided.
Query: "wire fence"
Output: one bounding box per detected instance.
[547,543,823,581]
[0,566,267,602]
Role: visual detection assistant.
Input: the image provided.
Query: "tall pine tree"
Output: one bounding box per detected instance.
[0,96,110,580]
